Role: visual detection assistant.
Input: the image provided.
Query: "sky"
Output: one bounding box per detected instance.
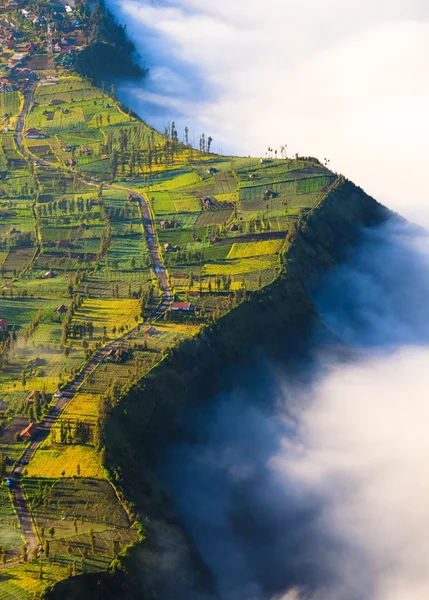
[108,0,429,220]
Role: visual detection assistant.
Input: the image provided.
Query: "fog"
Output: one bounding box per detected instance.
[107,0,429,219]
[142,219,429,600]
[98,1,429,596]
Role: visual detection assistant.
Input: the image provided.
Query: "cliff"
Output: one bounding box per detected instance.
[44,177,391,599]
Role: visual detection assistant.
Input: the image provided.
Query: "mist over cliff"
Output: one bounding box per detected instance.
[144,218,429,600]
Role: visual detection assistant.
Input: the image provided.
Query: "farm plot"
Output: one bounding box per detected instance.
[214,171,237,194]
[72,299,141,340]
[60,392,99,425]
[3,91,22,119]
[23,478,130,537]
[1,247,36,277]
[0,485,24,556]
[0,202,35,236]
[202,255,279,276]
[26,440,103,479]
[227,239,284,259]
[173,196,201,212]
[195,209,233,227]
[149,169,201,191]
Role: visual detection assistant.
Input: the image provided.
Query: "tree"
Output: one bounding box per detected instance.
[89,528,95,553]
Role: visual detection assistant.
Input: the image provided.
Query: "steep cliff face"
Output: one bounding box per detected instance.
[45,178,391,599]
[104,177,390,480]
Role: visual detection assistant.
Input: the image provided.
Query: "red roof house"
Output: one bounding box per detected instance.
[20,422,37,439]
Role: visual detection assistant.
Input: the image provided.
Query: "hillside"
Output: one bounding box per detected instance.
[0,2,390,598]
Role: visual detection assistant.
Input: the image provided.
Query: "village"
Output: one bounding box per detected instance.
[0,0,337,594]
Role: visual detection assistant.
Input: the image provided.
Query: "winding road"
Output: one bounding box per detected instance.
[7,83,173,561]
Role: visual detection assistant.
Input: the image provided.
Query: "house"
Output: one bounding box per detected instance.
[65,4,73,12]
[164,243,173,252]
[206,167,216,175]
[229,223,238,232]
[3,284,14,290]
[20,422,37,440]
[127,193,134,201]
[49,98,65,106]
[54,390,63,398]
[41,270,54,279]
[0,319,8,330]
[65,158,75,167]
[62,145,72,152]
[25,128,46,139]
[56,304,67,314]
[26,390,36,403]
[30,356,43,367]
[260,158,268,164]
[264,189,272,198]
[8,227,17,234]
[80,146,91,155]
[172,302,191,311]
[144,326,158,337]
[160,219,174,230]
[201,196,212,208]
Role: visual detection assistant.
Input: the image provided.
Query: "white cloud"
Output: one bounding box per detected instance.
[273,347,429,600]
[109,0,429,218]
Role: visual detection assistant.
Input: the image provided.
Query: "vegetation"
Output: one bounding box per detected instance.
[0,0,390,597]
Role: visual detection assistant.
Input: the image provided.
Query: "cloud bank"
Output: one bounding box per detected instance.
[109,0,429,218]
[149,220,429,600]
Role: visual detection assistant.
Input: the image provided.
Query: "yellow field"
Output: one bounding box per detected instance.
[227,239,284,259]
[173,197,201,212]
[0,561,67,598]
[26,440,104,479]
[215,192,239,202]
[60,392,99,424]
[203,255,279,275]
[73,298,141,338]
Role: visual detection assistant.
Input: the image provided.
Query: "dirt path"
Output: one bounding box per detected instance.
[7,86,172,562]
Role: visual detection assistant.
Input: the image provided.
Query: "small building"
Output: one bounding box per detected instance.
[26,390,36,403]
[0,319,8,330]
[201,196,212,208]
[172,302,191,311]
[20,422,37,440]
[127,193,134,201]
[164,243,173,252]
[54,390,63,398]
[62,145,72,152]
[229,223,238,232]
[144,326,158,337]
[56,304,67,314]
[160,219,174,230]
[25,128,46,139]
[30,356,43,367]
[264,189,272,198]
[3,284,15,290]
[206,167,216,175]
[41,270,54,279]
[65,158,75,167]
